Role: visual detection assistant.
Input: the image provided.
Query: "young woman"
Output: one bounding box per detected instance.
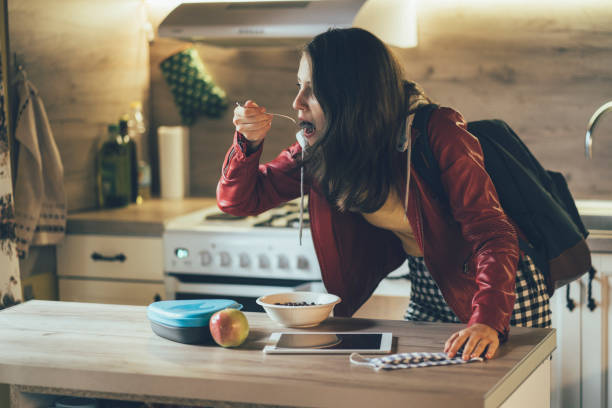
[217,28,551,361]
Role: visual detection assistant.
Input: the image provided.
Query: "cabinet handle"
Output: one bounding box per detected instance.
[587,266,597,312]
[565,284,575,311]
[91,252,127,263]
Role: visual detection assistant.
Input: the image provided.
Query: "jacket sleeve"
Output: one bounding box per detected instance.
[429,108,518,338]
[217,132,304,216]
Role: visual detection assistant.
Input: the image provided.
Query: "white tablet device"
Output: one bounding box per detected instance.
[263,332,393,354]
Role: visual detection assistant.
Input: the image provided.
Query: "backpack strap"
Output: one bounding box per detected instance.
[413,108,542,260]
[411,104,447,202]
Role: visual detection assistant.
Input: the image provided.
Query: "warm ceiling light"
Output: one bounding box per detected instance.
[353,0,418,48]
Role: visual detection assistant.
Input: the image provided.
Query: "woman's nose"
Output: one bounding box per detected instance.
[292,91,307,111]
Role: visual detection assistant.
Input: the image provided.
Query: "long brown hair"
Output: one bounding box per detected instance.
[303,28,429,212]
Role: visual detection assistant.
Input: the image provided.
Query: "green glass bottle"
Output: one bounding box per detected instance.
[119,116,138,203]
[97,123,132,208]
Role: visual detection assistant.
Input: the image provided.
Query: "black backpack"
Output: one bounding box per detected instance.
[411,104,592,297]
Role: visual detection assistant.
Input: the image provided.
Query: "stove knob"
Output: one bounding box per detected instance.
[259,254,271,269]
[239,253,251,268]
[297,255,310,270]
[219,251,231,267]
[174,248,189,259]
[278,254,290,269]
[200,250,212,266]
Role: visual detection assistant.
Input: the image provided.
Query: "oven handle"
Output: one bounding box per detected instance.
[168,279,302,298]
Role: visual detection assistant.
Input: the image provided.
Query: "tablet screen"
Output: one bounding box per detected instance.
[264,332,392,354]
[277,333,381,349]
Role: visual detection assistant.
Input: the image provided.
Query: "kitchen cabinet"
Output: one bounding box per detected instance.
[57,234,165,305]
[551,252,610,408]
[354,294,411,320]
[56,198,216,306]
[354,272,411,320]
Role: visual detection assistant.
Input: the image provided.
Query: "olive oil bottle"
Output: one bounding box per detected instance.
[118,116,138,203]
[96,123,132,208]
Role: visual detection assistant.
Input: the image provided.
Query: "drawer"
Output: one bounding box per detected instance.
[58,278,165,306]
[57,234,163,281]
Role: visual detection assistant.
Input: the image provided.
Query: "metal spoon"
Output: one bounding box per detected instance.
[235,102,297,125]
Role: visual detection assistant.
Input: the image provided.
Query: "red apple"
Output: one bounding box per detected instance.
[209,308,249,347]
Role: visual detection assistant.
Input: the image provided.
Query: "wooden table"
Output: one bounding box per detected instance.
[0,300,555,408]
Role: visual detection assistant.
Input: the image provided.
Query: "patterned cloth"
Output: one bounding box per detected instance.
[404,255,460,323]
[404,253,552,328]
[13,72,66,259]
[350,351,483,371]
[160,47,228,125]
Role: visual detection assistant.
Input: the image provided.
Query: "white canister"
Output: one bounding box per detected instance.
[157,126,190,199]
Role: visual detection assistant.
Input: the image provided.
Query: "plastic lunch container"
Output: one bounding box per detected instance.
[147,299,242,344]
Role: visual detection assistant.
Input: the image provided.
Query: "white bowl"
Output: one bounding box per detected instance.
[256,292,342,328]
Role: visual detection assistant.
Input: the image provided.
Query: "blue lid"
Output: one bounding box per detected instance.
[147,299,242,328]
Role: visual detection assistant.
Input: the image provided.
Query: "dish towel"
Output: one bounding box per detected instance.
[350,352,484,371]
[13,71,66,259]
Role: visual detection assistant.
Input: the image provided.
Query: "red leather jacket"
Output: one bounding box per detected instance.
[217,107,518,338]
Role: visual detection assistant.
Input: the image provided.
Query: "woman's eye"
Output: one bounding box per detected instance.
[296,83,311,98]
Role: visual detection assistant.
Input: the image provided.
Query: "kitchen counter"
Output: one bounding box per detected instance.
[66,198,612,236]
[66,197,217,236]
[0,300,555,408]
[575,200,612,252]
[65,197,612,240]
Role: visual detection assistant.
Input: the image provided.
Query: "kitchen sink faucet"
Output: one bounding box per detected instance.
[585,101,612,159]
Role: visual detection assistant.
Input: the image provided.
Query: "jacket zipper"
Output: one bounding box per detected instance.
[223,146,236,178]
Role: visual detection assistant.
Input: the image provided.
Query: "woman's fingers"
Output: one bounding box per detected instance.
[461,334,481,360]
[485,339,499,360]
[461,336,482,360]
[236,120,272,139]
[444,332,459,353]
[233,100,273,142]
[233,103,272,126]
[233,114,271,127]
[235,120,271,134]
[235,100,266,117]
[243,100,261,109]
[446,331,469,358]
[445,323,500,360]
[234,106,268,120]
[470,339,489,360]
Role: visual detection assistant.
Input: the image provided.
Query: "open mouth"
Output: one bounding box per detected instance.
[300,121,316,139]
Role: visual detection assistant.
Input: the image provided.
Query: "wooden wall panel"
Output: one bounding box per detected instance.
[149,1,612,200]
[9,0,150,212]
[9,1,612,210]
[150,39,301,196]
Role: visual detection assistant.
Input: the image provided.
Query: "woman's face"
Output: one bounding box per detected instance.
[293,54,326,146]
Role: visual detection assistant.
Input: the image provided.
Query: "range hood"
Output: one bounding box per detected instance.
[158,0,368,47]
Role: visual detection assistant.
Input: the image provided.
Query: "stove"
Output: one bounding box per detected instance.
[163,199,323,311]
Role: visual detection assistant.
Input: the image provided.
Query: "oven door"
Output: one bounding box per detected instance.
[165,274,324,312]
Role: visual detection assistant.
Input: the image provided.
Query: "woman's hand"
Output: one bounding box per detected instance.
[444,323,499,360]
[233,100,273,150]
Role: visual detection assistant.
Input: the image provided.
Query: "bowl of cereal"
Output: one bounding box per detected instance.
[256,292,342,328]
